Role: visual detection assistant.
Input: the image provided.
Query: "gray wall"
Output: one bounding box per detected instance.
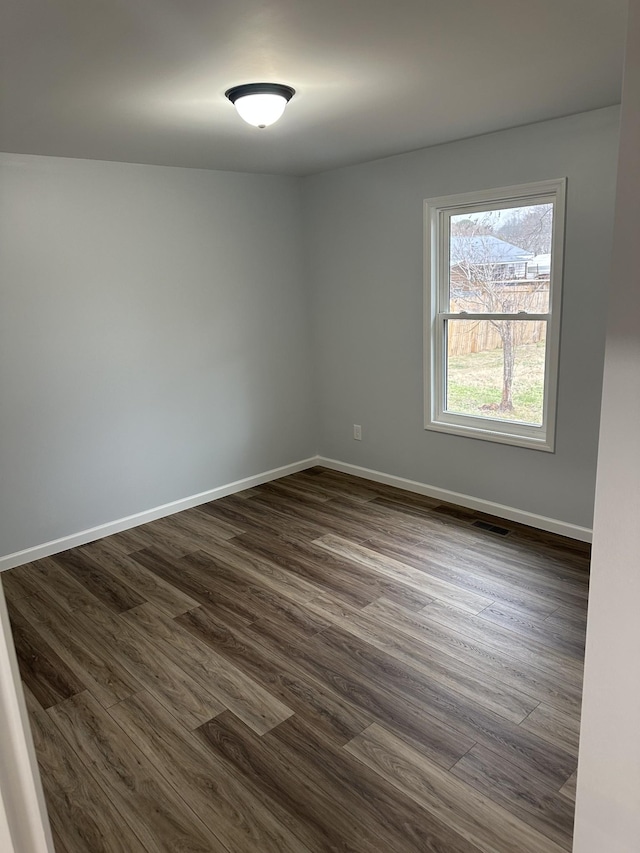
[574,4,640,848]
[0,105,621,559]
[304,106,620,528]
[0,154,315,557]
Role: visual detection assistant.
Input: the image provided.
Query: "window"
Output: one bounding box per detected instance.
[424,179,566,451]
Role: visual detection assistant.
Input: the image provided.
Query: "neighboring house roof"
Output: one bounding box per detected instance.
[450,235,533,266]
[528,253,551,275]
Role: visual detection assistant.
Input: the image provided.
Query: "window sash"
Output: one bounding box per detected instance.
[440,194,557,313]
[433,315,551,436]
[438,312,549,321]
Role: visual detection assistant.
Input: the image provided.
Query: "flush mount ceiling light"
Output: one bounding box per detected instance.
[225,82,295,129]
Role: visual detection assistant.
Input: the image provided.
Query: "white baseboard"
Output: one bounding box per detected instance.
[0,453,592,572]
[0,457,320,572]
[318,456,593,542]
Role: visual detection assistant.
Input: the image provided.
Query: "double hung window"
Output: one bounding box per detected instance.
[424,179,566,451]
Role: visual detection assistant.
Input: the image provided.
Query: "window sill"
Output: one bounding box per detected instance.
[424,418,554,452]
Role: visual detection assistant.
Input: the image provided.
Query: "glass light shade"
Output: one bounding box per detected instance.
[233,93,288,128]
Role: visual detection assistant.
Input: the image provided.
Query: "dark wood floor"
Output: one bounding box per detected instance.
[2,467,589,853]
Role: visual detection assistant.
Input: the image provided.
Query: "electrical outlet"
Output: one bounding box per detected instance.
[353,424,362,440]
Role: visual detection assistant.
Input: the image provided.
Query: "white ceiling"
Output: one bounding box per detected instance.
[1,0,627,176]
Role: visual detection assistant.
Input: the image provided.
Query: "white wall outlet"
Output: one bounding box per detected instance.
[353,424,362,440]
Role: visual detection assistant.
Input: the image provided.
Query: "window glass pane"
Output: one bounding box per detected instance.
[448,203,553,313]
[446,319,547,426]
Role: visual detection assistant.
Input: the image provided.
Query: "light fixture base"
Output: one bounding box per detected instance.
[225,83,295,104]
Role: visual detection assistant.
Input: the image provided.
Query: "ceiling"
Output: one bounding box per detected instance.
[1,0,627,176]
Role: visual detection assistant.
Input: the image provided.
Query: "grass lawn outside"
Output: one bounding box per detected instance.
[446,340,546,425]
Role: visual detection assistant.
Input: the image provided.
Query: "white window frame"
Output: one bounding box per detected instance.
[424,178,566,452]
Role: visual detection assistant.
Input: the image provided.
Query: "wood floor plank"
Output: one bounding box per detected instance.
[108,521,199,561]
[248,486,376,543]
[48,691,228,853]
[498,533,590,576]
[197,714,383,853]
[374,582,435,611]
[559,772,577,803]
[289,469,379,503]
[189,505,247,537]
[258,476,334,504]
[272,713,483,853]
[313,469,442,508]
[512,526,591,562]
[362,597,582,717]
[134,515,210,555]
[199,493,327,543]
[367,491,446,516]
[51,550,145,614]
[10,592,61,626]
[477,602,586,659]
[450,744,574,849]
[307,592,539,724]
[153,511,240,555]
[11,592,142,708]
[176,604,373,744]
[78,538,200,616]
[160,553,263,625]
[235,529,434,610]
[109,690,315,853]
[366,535,558,617]
[185,536,321,605]
[313,624,577,788]
[420,599,584,687]
[232,530,379,608]
[179,549,332,638]
[72,603,225,728]
[23,687,148,853]
[163,505,243,541]
[520,703,581,756]
[16,557,101,612]
[233,486,261,499]
[50,826,72,853]
[545,605,588,633]
[249,614,477,769]
[456,524,589,580]
[95,530,148,556]
[315,533,495,613]
[461,543,589,609]
[328,493,464,543]
[130,547,255,626]
[431,502,479,521]
[7,602,85,710]
[346,723,567,853]
[276,489,439,545]
[122,602,294,735]
[198,711,478,853]
[1,563,43,600]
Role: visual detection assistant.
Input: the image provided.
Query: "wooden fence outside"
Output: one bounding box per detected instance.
[448,285,548,357]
